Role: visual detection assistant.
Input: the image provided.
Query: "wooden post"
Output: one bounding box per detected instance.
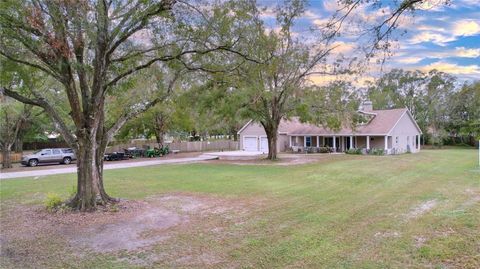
[349,135,353,149]
[366,136,370,150]
[316,136,319,148]
[384,136,388,150]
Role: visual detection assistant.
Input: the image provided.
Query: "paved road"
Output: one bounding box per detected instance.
[0,154,219,180]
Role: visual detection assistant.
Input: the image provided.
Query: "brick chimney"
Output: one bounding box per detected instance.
[361,101,373,112]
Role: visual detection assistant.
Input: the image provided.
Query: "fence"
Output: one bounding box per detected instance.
[23,141,68,150]
[107,139,239,153]
[0,152,23,163]
[18,139,239,155]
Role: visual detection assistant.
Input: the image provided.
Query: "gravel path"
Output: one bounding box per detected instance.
[0,154,219,180]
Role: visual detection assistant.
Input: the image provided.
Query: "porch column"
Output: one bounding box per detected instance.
[349,135,353,149]
[384,136,388,150]
[366,136,370,150]
[322,136,325,147]
[333,136,336,152]
[289,136,292,147]
[316,136,319,147]
[417,135,420,150]
[304,136,307,147]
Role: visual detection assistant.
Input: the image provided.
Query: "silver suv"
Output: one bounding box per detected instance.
[21,148,76,167]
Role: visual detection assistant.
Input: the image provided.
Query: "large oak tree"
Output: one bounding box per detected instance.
[0,0,256,211]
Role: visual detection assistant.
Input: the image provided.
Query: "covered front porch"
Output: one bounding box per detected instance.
[289,135,395,153]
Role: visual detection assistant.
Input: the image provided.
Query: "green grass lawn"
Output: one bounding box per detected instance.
[1,148,479,268]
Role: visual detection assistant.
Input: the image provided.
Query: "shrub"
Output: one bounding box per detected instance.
[44,193,63,211]
[369,148,385,156]
[346,148,362,155]
[318,147,331,153]
[160,146,169,155]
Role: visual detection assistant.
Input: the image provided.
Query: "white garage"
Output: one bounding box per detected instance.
[243,136,258,151]
[260,137,268,153]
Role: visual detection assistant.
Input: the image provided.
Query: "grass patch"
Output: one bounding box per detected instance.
[1,148,479,268]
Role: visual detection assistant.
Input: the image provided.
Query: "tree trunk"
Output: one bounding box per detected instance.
[154,113,166,148]
[266,131,278,160]
[1,145,12,169]
[14,132,24,153]
[67,135,115,211]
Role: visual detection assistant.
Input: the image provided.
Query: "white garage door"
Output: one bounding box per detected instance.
[243,137,258,151]
[260,137,268,153]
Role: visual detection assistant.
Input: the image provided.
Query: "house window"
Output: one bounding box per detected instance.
[306,136,312,147]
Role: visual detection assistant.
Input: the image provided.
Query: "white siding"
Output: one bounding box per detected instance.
[389,112,421,153]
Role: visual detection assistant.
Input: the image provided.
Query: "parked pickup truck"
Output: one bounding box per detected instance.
[21,148,76,167]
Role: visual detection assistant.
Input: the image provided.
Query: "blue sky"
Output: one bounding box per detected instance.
[258,0,480,84]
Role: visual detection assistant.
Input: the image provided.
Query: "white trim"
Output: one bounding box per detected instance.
[237,120,253,135]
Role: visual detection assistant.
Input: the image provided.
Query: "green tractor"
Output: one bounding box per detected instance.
[145,146,169,158]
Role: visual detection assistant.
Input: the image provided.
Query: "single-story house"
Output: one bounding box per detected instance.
[237,101,422,154]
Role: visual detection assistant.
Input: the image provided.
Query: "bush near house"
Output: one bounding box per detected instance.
[297,147,334,153]
[368,148,385,155]
[346,148,362,155]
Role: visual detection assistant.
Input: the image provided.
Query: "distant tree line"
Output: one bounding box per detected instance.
[366,69,479,147]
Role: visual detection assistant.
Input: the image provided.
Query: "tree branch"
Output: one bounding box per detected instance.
[2,87,77,149]
[104,70,182,144]
[0,51,61,81]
